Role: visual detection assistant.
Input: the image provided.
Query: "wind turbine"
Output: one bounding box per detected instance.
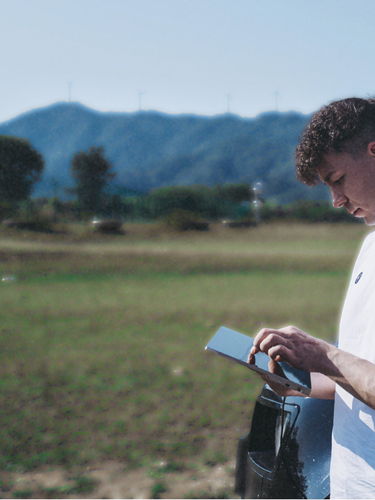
[227,94,231,113]
[138,92,145,111]
[68,81,73,102]
[275,89,280,112]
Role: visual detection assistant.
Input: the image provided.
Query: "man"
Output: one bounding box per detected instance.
[248,97,375,498]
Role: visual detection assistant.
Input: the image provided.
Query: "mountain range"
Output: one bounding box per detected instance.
[0,102,330,204]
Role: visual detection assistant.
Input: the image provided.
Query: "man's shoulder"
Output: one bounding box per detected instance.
[359,230,375,252]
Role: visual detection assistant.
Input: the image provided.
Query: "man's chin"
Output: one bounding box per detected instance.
[353,208,375,225]
[363,214,375,226]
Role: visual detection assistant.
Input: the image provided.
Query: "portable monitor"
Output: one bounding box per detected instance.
[205,326,311,396]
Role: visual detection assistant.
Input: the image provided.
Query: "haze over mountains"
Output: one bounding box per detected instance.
[0,102,330,204]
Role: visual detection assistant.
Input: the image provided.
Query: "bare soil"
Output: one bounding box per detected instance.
[0,458,238,499]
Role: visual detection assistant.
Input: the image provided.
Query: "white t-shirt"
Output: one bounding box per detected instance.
[331,231,375,498]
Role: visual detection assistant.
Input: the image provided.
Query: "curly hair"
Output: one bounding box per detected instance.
[295,98,375,185]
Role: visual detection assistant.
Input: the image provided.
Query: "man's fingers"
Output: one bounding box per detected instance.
[253,328,293,351]
[267,343,294,365]
[268,359,287,378]
[249,345,259,358]
[253,328,281,351]
[259,334,294,358]
[247,351,256,365]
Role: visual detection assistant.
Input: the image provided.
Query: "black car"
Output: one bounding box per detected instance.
[234,383,334,499]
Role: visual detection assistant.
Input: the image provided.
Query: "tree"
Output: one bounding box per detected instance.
[70,146,115,213]
[0,135,44,205]
[214,182,254,203]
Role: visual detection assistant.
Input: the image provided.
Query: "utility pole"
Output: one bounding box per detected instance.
[139,92,145,111]
[253,182,262,225]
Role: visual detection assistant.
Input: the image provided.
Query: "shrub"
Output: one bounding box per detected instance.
[162,209,208,231]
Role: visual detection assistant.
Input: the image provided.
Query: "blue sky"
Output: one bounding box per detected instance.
[1,0,375,122]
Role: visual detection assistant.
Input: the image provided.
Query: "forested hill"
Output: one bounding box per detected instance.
[0,102,330,204]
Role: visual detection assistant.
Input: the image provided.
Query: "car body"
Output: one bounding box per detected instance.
[234,384,334,499]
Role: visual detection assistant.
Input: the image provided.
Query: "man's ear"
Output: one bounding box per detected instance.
[367,142,375,156]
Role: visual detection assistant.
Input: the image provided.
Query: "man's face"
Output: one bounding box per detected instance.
[317,145,375,226]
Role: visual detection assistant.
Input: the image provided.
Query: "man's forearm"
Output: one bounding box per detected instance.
[322,345,375,409]
[309,372,335,399]
[296,346,375,405]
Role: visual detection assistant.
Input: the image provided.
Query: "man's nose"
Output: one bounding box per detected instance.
[331,188,347,208]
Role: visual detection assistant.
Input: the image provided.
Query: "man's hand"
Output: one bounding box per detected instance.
[248,325,375,408]
[248,347,308,397]
[249,325,330,374]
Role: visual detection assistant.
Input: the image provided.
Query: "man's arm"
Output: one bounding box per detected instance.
[249,326,375,408]
[309,372,336,399]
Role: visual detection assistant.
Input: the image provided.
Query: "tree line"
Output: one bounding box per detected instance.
[0,135,256,222]
[0,135,362,225]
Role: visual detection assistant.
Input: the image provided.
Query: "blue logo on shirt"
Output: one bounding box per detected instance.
[355,272,363,284]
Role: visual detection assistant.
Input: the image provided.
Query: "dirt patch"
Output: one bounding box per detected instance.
[0,459,238,499]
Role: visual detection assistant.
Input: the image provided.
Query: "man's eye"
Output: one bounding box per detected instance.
[335,176,344,185]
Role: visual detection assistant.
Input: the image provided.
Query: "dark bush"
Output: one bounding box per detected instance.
[258,201,363,223]
[162,209,209,231]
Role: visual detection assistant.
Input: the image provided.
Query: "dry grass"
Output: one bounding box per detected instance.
[0,221,370,277]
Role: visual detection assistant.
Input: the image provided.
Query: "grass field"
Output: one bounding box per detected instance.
[0,221,371,497]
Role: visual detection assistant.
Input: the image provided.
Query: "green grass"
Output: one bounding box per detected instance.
[12,489,33,498]
[151,481,168,499]
[0,221,370,476]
